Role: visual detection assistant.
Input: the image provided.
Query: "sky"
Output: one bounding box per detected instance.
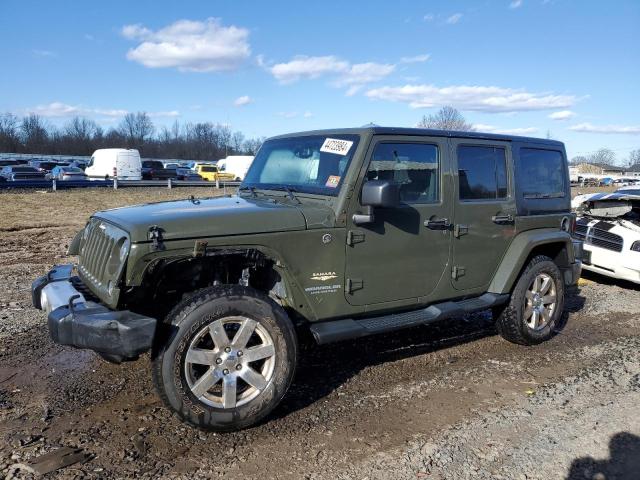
[0,0,638,161]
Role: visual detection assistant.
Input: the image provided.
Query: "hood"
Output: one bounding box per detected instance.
[573,191,640,221]
[94,195,310,242]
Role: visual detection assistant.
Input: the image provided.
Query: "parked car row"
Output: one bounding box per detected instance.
[0,151,255,182]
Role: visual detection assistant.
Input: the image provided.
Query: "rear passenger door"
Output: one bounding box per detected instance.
[450,139,516,291]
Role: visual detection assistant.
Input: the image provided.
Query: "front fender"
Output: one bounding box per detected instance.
[488,229,575,294]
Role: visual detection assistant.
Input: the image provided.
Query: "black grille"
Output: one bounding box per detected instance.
[575,223,624,252]
[573,224,588,241]
[78,220,116,287]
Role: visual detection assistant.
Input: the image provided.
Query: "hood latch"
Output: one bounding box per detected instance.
[148,225,165,251]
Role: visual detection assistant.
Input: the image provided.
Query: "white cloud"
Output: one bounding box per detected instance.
[28,102,178,119]
[509,0,523,9]
[400,54,431,64]
[446,13,463,24]
[234,95,252,107]
[148,110,180,118]
[269,55,349,84]
[365,84,578,113]
[268,55,395,94]
[32,49,56,58]
[122,18,250,72]
[334,62,396,96]
[423,14,435,21]
[548,110,576,120]
[303,111,314,118]
[569,123,640,135]
[473,123,538,135]
[276,111,299,118]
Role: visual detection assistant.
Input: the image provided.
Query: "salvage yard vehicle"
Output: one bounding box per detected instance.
[572,191,640,284]
[1,165,47,181]
[194,163,235,182]
[217,155,254,181]
[141,160,177,181]
[85,148,142,180]
[32,127,581,431]
[48,166,88,181]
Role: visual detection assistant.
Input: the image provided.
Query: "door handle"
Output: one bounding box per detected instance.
[492,214,514,225]
[424,218,451,230]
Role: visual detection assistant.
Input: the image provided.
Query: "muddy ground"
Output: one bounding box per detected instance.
[1,187,639,479]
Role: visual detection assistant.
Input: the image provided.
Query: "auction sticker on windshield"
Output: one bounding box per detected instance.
[325,175,340,188]
[320,138,354,156]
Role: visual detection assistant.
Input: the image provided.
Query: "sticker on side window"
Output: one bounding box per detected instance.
[325,175,341,188]
[320,138,354,156]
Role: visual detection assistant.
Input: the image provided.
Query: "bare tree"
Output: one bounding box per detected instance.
[628,149,640,166]
[417,106,474,131]
[0,113,20,152]
[588,148,616,166]
[570,155,588,165]
[118,112,155,147]
[242,137,265,155]
[231,131,245,154]
[21,114,50,153]
[0,111,266,161]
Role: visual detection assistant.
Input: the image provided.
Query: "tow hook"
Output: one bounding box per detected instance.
[148,225,165,251]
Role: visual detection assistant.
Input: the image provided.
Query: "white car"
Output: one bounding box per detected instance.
[572,191,640,284]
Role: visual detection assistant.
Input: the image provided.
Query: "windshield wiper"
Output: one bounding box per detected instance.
[278,185,301,204]
[239,185,258,198]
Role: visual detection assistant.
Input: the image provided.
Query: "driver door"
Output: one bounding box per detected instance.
[344,135,452,307]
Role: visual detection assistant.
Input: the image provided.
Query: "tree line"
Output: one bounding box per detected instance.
[0,112,265,160]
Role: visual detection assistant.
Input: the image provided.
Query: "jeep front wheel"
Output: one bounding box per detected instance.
[495,255,565,345]
[152,285,297,431]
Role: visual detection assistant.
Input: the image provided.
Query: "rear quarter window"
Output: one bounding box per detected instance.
[514,146,570,215]
[517,148,566,199]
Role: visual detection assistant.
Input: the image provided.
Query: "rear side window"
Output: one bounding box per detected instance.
[517,148,566,198]
[457,146,508,200]
[367,143,439,204]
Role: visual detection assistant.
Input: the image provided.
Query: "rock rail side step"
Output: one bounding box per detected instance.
[310,293,509,344]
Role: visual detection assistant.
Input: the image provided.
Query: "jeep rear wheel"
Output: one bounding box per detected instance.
[152,285,297,431]
[495,255,565,345]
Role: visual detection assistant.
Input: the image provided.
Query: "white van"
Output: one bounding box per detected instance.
[217,155,254,181]
[85,149,142,180]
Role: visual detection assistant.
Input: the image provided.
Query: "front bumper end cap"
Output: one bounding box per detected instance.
[33,264,156,363]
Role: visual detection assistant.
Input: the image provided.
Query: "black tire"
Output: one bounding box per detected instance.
[152,285,297,431]
[495,255,565,345]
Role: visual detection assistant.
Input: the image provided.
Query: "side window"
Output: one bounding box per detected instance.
[458,145,508,200]
[367,143,439,204]
[517,148,566,198]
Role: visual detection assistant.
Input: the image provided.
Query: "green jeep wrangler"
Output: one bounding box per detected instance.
[32,127,582,431]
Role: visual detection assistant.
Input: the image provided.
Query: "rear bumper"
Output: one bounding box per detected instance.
[32,264,156,363]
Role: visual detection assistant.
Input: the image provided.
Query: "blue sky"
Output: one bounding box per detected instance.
[1,0,638,161]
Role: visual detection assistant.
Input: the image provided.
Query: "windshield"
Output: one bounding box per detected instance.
[243,134,359,196]
[201,166,217,172]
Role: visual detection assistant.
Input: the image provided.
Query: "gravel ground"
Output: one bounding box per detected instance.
[1,187,639,479]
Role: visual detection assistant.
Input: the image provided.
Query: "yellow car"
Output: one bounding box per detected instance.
[194,164,235,182]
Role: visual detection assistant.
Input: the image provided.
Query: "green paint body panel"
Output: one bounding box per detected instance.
[71,127,579,321]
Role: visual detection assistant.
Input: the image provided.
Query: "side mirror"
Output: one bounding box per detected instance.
[353,180,400,225]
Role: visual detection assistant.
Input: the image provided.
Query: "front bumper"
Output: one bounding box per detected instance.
[32,264,157,363]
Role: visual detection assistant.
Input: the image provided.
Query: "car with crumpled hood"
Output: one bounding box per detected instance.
[572,190,640,283]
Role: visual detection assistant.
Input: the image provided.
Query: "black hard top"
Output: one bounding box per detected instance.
[271,126,564,147]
